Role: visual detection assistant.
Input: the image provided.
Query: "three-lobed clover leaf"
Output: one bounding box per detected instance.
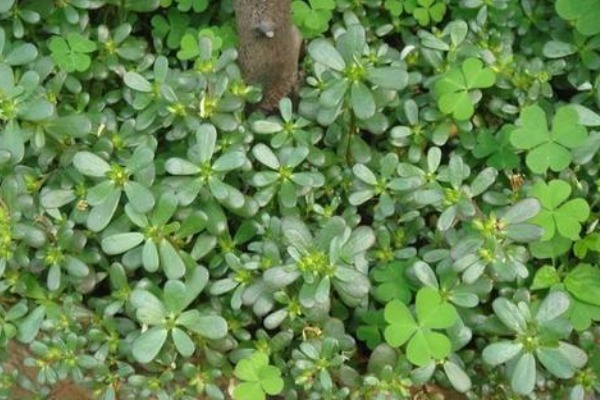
[529,180,590,241]
[412,0,446,26]
[472,125,520,170]
[174,0,208,12]
[371,261,412,304]
[233,352,284,400]
[384,287,458,366]
[151,8,190,49]
[357,310,387,350]
[434,58,496,121]
[292,0,335,38]
[556,0,600,36]
[510,105,587,174]
[564,264,600,331]
[384,0,404,16]
[564,264,600,308]
[48,32,97,72]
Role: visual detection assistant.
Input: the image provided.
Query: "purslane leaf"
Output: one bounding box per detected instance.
[132,326,168,363]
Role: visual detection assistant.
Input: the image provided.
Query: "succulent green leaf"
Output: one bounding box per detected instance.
[511,353,536,395]
[163,280,187,314]
[366,67,408,90]
[158,239,185,279]
[443,361,472,393]
[73,152,111,177]
[177,311,227,339]
[308,39,345,71]
[124,181,155,213]
[17,306,45,343]
[483,341,523,366]
[124,72,153,92]
[535,291,570,324]
[132,326,168,363]
[351,81,376,120]
[87,189,121,232]
[172,327,195,357]
[536,347,576,379]
[492,298,527,333]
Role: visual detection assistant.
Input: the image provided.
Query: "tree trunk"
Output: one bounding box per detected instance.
[233,0,302,112]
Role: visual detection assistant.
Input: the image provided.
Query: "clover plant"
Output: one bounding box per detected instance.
[434,57,496,121]
[49,33,97,73]
[511,105,587,174]
[384,287,459,366]
[556,0,600,36]
[233,351,284,400]
[529,179,590,241]
[292,0,335,38]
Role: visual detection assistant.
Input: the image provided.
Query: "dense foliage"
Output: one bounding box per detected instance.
[1,0,600,399]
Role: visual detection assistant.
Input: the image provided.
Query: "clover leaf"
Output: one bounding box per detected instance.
[472,125,520,169]
[510,105,587,174]
[531,265,561,291]
[292,0,335,38]
[233,352,284,400]
[175,0,208,12]
[529,180,590,241]
[384,0,404,16]
[564,266,600,331]
[357,310,387,350]
[151,8,190,49]
[371,261,412,303]
[569,301,600,331]
[434,58,496,121]
[48,32,97,72]
[556,0,600,36]
[412,0,446,26]
[564,264,600,307]
[384,287,458,366]
[574,232,600,259]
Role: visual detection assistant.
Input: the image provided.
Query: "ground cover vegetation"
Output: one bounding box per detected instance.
[1,0,600,399]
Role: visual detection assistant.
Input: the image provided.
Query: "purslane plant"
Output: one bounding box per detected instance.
[1,0,600,399]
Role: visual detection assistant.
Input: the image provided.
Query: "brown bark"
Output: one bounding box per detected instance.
[233,0,302,112]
